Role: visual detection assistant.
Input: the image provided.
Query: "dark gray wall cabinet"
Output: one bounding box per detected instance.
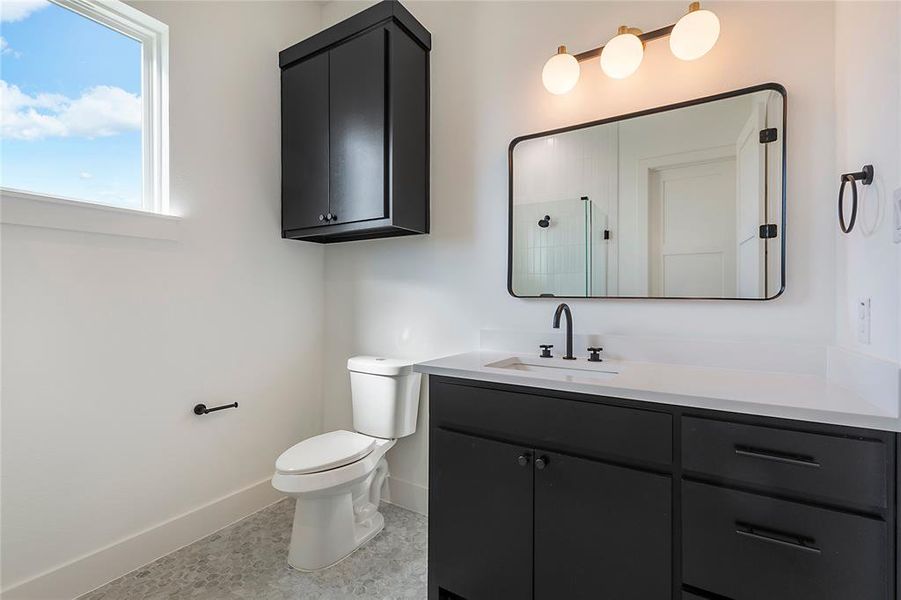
[429,376,899,600]
[279,1,430,243]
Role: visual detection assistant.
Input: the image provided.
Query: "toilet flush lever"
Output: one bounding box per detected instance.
[194,402,238,415]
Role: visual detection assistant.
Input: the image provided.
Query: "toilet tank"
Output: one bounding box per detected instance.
[347,356,422,439]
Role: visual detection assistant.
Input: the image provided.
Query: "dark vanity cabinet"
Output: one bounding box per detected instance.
[279,1,430,243]
[428,376,899,600]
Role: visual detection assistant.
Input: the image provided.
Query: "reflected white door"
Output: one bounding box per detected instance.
[649,157,737,297]
[735,104,766,298]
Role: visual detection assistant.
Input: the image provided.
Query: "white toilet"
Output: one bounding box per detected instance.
[271,356,421,571]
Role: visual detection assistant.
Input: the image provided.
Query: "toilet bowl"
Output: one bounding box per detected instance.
[272,356,421,571]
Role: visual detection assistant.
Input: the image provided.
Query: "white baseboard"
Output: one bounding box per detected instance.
[385,477,428,516]
[2,478,284,600]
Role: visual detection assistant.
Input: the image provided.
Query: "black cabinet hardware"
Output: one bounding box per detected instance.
[734,445,821,468]
[193,402,238,415]
[517,453,531,467]
[735,522,821,554]
[838,164,874,234]
[586,346,603,362]
[280,1,430,243]
[539,344,553,358]
[535,455,549,470]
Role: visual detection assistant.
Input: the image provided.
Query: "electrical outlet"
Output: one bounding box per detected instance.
[857,297,871,344]
[893,187,901,244]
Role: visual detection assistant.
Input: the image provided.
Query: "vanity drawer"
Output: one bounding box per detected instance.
[682,481,889,600]
[430,378,672,466]
[682,416,887,509]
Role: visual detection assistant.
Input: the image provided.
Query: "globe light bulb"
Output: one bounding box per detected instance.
[600,28,644,79]
[670,2,720,61]
[542,45,580,95]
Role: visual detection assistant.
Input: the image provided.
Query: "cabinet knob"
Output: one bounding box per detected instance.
[325,213,334,222]
[535,456,549,470]
[319,214,325,222]
[517,454,530,467]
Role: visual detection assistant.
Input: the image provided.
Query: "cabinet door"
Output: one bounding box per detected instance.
[328,27,387,224]
[281,52,329,231]
[430,429,533,600]
[534,452,672,599]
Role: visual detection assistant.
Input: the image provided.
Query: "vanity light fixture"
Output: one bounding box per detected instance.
[600,26,645,79]
[670,2,721,61]
[541,45,581,95]
[541,1,720,93]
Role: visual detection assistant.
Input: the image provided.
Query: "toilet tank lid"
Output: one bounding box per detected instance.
[347,356,414,376]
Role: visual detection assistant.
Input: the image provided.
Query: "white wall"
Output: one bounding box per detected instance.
[834,1,901,363]
[1,2,324,595]
[319,1,839,513]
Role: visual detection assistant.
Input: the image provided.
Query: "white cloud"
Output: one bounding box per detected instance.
[0,36,21,58]
[1,80,141,141]
[79,171,93,179]
[0,0,50,23]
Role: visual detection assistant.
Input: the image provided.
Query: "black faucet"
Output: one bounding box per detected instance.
[552,303,576,360]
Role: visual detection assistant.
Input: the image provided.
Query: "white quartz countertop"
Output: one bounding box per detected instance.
[414,351,901,432]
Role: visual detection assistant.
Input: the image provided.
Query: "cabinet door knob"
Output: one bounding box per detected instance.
[517,454,530,467]
[319,214,325,222]
[535,456,549,470]
[325,213,334,221]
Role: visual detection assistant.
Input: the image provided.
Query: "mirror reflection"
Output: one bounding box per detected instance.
[509,86,785,299]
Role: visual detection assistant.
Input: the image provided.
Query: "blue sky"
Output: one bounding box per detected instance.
[1,0,143,208]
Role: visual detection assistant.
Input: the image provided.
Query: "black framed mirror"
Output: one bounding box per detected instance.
[508,83,786,300]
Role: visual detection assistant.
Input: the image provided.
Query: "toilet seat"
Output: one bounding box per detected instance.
[276,430,375,475]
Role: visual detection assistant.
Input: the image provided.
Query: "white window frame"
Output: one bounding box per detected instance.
[1,0,169,214]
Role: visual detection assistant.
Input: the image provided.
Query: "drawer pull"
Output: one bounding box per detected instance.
[734,445,821,468]
[735,522,821,555]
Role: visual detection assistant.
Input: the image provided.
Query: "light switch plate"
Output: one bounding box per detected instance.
[857,297,871,344]
[893,187,901,244]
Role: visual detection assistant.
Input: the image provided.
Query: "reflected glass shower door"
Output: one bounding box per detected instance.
[512,197,590,297]
[587,199,608,297]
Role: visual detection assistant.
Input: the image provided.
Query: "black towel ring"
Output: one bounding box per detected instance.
[838,164,874,234]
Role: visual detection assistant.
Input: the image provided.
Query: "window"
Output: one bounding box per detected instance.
[1,0,168,213]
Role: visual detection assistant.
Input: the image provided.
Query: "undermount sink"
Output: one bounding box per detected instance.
[484,356,620,384]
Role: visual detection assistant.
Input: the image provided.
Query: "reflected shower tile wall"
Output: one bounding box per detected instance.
[513,198,588,296]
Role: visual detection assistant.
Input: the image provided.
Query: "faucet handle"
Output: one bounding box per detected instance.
[587,347,603,362]
[539,344,554,358]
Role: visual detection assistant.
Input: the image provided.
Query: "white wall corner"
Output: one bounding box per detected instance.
[826,345,901,416]
[1,479,283,600]
[385,476,428,517]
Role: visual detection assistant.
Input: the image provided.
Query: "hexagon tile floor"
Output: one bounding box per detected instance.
[77,500,428,600]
